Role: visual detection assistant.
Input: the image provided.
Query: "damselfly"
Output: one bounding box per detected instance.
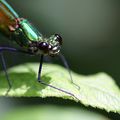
[0,0,79,99]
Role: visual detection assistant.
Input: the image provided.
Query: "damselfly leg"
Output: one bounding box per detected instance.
[0,52,12,95]
[38,55,78,100]
[59,53,80,90]
[0,46,31,95]
[0,47,78,99]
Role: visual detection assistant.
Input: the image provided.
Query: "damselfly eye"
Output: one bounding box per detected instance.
[39,42,49,53]
[55,34,62,45]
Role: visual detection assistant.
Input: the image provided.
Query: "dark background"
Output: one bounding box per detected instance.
[0,0,120,120]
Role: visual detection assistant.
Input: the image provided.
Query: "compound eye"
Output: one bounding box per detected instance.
[39,42,49,52]
[55,34,62,45]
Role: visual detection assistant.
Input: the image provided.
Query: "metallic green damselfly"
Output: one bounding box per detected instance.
[0,0,79,99]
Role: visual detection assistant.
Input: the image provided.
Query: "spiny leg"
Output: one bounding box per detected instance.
[38,55,78,100]
[59,53,80,90]
[0,52,12,95]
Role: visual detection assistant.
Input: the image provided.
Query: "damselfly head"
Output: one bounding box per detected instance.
[28,34,62,56]
[37,34,62,56]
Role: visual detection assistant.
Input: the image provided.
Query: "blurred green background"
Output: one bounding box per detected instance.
[0,0,120,120]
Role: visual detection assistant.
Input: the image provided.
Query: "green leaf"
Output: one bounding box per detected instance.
[0,63,120,113]
[2,105,110,120]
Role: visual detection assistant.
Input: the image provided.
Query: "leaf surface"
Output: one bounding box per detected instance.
[0,63,120,113]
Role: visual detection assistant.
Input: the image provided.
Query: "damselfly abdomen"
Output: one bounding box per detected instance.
[0,0,79,99]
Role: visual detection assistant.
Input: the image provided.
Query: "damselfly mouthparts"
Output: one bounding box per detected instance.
[0,0,80,99]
